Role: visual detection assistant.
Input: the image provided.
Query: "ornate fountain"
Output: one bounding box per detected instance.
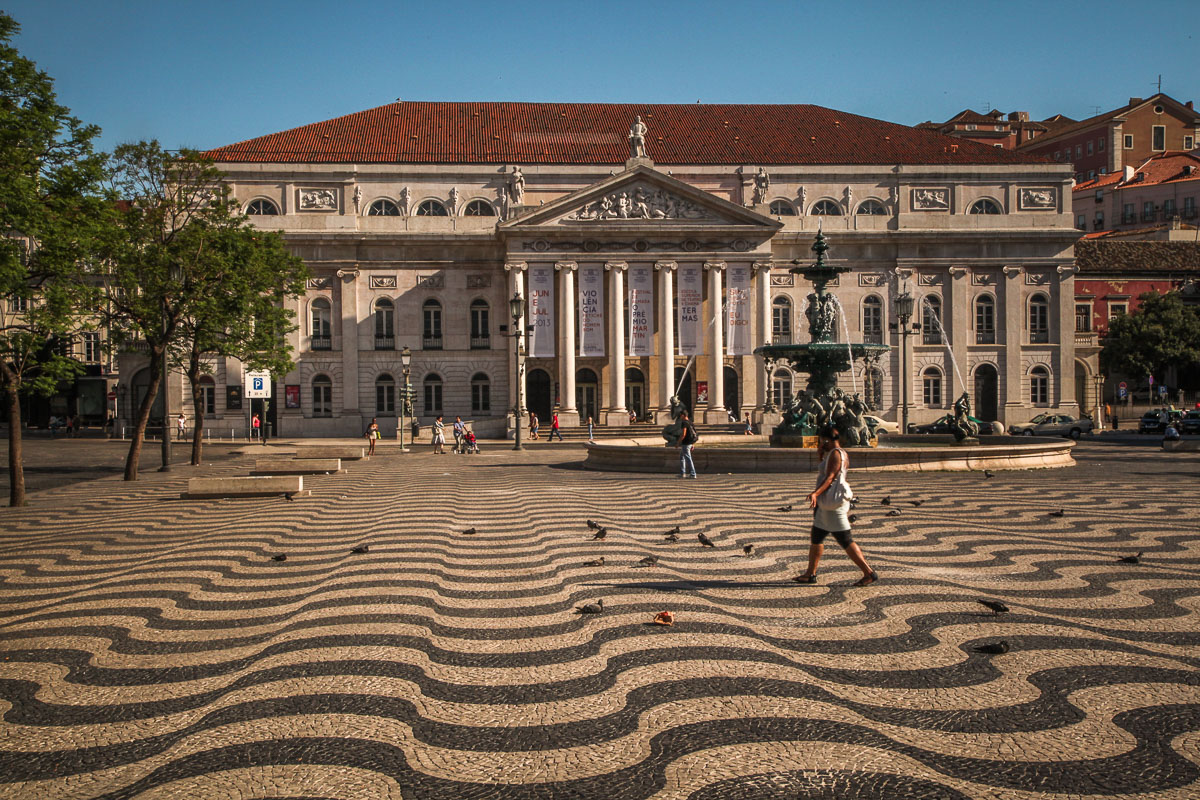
[755,230,890,447]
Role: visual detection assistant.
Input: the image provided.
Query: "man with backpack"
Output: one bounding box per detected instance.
[677,410,698,478]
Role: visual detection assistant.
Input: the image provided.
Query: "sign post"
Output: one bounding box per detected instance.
[245,371,272,444]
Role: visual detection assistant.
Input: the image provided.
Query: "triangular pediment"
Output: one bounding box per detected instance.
[499,165,782,231]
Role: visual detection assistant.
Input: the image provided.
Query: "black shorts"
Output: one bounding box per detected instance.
[811,526,853,548]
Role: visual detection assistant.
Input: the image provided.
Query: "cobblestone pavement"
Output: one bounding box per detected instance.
[0,441,1197,799]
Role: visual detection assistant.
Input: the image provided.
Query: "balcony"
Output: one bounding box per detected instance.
[1074,331,1098,347]
[311,336,332,351]
[422,336,443,350]
[374,336,394,350]
[1142,211,1157,222]
[976,329,996,345]
[863,329,883,345]
[922,331,942,345]
[1183,207,1197,219]
[772,332,792,345]
[470,335,491,350]
[1029,330,1050,344]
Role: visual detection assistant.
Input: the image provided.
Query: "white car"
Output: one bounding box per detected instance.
[1009,414,1094,439]
[864,415,899,435]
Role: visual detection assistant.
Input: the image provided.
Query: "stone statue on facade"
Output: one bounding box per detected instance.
[448,187,459,215]
[352,185,362,214]
[661,395,687,446]
[399,186,412,217]
[628,116,648,159]
[844,186,854,214]
[752,167,770,205]
[797,186,807,214]
[507,166,525,206]
[949,391,979,442]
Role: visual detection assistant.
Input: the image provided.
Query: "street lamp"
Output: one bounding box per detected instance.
[400,345,412,451]
[509,291,526,451]
[889,289,919,434]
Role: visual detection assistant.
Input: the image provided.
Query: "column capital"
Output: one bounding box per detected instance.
[335,267,360,281]
[751,260,773,274]
[1056,264,1079,276]
[654,260,677,272]
[1002,265,1023,278]
[555,260,578,272]
[604,260,628,272]
[504,261,528,272]
[703,260,726,271]
[948,265,968,279]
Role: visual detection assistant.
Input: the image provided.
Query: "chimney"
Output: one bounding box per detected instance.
[1136,171,1146,182]
[1187,101,1194,109]
[1122,165,1135,182]
[1008,111,1030,122]
[1129,97,1143,106]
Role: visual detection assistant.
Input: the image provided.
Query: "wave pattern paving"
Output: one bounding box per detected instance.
[1,445,1198,799]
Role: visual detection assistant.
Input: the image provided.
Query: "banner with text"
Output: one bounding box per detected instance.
[628,266,654,356]
[577,265,604,357]
[528,266,555,358]
[676,266,703,356]
[725,264,752,356]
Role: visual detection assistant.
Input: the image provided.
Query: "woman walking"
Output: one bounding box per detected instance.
[365,417,379,456]
[529,412,540,440]
[432,415,446,454]
[794,426,877,586]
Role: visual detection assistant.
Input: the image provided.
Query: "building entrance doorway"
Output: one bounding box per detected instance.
[673,366,694,414]
[526,368,553,425]
[1074,362,1089,414]
[625,367,646,421]
[130,368,165,425]
[974,364,999,421]
[723,366,739,419]
[576,368,599,424]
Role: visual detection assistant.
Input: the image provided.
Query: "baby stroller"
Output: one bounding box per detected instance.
[464,429,480,454]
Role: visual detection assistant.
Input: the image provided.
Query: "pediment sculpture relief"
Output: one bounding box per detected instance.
[565,185,716,222]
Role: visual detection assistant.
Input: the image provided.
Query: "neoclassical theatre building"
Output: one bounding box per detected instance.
[132,102,1082,438]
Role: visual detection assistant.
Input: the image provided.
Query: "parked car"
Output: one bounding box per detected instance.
[1139,409,1184,434]
[863,415,899,435]
[1181,410,1200,435]
[1009,414,1094,439]
[907,414,995,435]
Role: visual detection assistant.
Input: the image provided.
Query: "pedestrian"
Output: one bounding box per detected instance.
[432,415,446,453]
[1163,422,1181,448]
[177,412,186,441]
[529,412,539,440]
[365,417,379,456]
[587,415,594,442]
[794,426,877,586]
[64,414,75,438]
[677,410,698,479]
[453,416,466,453]
[743,413,753,435]
[548,411,563,441]
[250,413,261,441]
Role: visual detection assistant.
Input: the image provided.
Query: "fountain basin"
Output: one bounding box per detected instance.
[583,435,1075,473]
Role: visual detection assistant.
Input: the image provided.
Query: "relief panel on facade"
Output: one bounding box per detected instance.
[298,188,339,211]
[564,183,717,221]
[417,274,444,289]
[858,273,884,287]
[307,277,333,289]
[912,188,950,211]
[1018,187,1057,210]
[918,273,944,286]
[369,276,397,290]
[770,274,795,287]
[466,274,492,289]
[972,273,997,286]
[1025,272,1051,286]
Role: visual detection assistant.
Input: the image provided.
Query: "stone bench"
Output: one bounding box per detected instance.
[1163,439,1200,452]
[252,458,341,475]
[294,446,367,460]
[183,475,308,499]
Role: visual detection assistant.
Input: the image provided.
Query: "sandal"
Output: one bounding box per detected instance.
[792,573,818,584]
[853,571,879,587]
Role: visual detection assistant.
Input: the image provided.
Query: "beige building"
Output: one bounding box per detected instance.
[118,102,1081,437]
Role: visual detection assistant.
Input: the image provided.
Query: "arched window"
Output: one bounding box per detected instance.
[470,299,490,348]
[772,295,793,344]
[769,199,796,216]
[922,295,942,345]
[246,198,279,215]
[464,199,495,216]
[375,373,395,413]
[969,198,1003,215]
[771,368,794,409]
[374,298,394,349]
[856,199,887,215]
[975,295,996,344]
[865,367,883,410]
[368,198,401,216]
[310,298,332,349]
[1030,366,1049,405]
[416,199,448,216]
[423,299,443,349]
[423,373,443,414]
[810,199,842,216]
[1028,293,1050,343]
[198,375,216,416]
[312,375,333,417]
[862,295,883,344]
[922,368,943,407]
[471,372,490,413]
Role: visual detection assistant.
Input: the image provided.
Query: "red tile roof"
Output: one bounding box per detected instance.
[202,101,1049,166]
[1017,93,1200,151]
[1073,151,1200,192]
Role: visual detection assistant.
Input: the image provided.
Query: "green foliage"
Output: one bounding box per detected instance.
[1100,291,1200,381]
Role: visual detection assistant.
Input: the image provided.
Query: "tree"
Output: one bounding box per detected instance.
[1100,291,1200,388]
[0,12,107,506]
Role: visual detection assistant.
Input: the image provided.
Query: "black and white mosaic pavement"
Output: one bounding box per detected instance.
[1,440,1198,799]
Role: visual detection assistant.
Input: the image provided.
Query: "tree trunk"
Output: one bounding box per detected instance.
[5,374,25,508]
[188,355,203,466]
[124,352,162,481]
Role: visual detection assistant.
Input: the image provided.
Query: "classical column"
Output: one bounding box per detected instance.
[655,260,676,423]
[336,267,360,424]
[1002,265,1023,425]
[948,266,969,399]
[504,261,527,420]
[557,261,579,425]
[753,260,772,412]
[606,261,628,425]
[704,261,726,423]
[1056,264,1079,413]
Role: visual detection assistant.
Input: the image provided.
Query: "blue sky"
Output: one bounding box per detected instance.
[7,0,1199,153]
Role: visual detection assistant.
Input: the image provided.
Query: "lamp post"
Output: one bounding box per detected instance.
[1095,373,1106,431]
[400,345,412,451]
[509,291,526,451]
[889,290,918,433]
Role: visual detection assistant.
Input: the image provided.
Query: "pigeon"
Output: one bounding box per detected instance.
[586,519,600,530]
[910,499,924,507]
[583,556,605,567]
[462,527,477,535]
[1049,509,1065,518]
[697,532,716,548]
[886,509,901,517]
[977,599,1010,615]
[1118,551,1143,564]
[350,545,370,554]
[983,470,995,479]
[576,599,604,614]
[665,526,681,536]
[664,532,680,543]
[849,497,860,508]
[742,544,754,556]
[973,641,1010,655]
[637,555,660,567]
[592,527,608,540]
[284,493,297,502]
[881,496,891,506]
[271,554,287,562]
[777,504,792,513]
[848,514,858,524]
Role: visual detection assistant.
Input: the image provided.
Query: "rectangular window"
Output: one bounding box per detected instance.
[1094,211,1104,230]
[1124,134,1134,149]
[1094,189,1103,202]
[1087,140,1094,155]
[7,296,28,313]
[862,302,883,344]
[1152,125,1165,151]
[771,301,792,345]
[424,382,443,414]
[200,384,216,416]
[1075,303,1092,332]
[1076,214,1086,229]
[1143,201,1155,221]
[1164,199,1177,218]
[470,305,490,349]
[1075,144,1083,158]
[923,374,942,407]
[376,383,395,413]
[1109,302,1127,318]
[1029,302,1050,343]
[1031,374,1049,405]
[1087,170,1096,180]
[313,384,332,417]
[1185,135,1194,150]
[1184,197,1197,218]
[1098,137,1105,152]
[472,382,490,413]
[975,300,996,344]
[1123,203,1136,223]
[82,332,101,363]
[770,377,793,410]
